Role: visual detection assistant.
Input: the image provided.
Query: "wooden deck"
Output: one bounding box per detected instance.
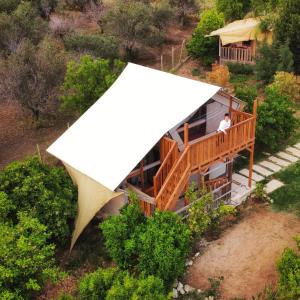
[220,46,254,65]
[136,101,257,215]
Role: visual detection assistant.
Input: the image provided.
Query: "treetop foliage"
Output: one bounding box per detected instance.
[60,55,125,114]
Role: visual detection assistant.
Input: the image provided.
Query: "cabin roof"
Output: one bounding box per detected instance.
[207,17,272,45]
[47,63,220,191]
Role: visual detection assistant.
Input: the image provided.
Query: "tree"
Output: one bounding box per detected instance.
[102,0,165,59]
[0,2,47,55]
[186,9,224,65]
[3,36,66,122]
[255,42,278,84]
[100,200,145,270]
[64,33,119,60]
[60,55,124,114]
[0,213,57,299]
[275,0,300,74]
[235,85,257,112]
[136,211,190,287]
[216,0,250,21]
[250,0,279,16]
[0,157,77,243]
[277,41,294,73]
[169,0,197,26]
[256,87,298,151]
[268,72,300,102]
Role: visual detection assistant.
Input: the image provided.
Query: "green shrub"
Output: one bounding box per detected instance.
[235,85,257,112]
[0,213,57,299]
[0,0,20,13]
[230,74,248,85]
[100,200,145,269]
[0,157,77,243]
[137,211,190,287]
[106,271,168,300]
[64,33,119,60]
[60,55,125,114]
[227,62,254,75]
[100,201,191,288]
[186,9,224,64]
[216,0,250,21]
[186,183,236,238]
[256,87,298,151]
[191,68,201,76]
[78,267,119,300]
[277,248,300,299]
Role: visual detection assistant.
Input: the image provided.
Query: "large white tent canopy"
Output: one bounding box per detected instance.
[47,63,220,249]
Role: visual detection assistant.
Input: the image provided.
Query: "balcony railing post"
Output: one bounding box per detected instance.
[184,123,189,149]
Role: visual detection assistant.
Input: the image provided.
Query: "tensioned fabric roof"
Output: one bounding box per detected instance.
[208,18,272,45]
[48,63,220,190]
[47,63,220,249]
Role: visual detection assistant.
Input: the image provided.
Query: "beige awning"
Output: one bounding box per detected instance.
[207,18,272,45]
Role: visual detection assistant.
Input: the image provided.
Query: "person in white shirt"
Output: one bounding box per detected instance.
[217,113,231,134]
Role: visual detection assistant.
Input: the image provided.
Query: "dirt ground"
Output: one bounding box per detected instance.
[186,206,300,299]
[0,103,74,168]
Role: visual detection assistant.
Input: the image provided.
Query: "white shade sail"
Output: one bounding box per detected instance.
[47,63,220,249]
[47,63,220,190]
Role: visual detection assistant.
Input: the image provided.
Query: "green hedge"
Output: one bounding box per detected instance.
[227,62,254,75]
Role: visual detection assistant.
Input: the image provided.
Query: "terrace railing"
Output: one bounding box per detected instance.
[220,46,254,64]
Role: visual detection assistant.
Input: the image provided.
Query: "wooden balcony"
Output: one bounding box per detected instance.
[136,101,257,215]
[220,46,254,65]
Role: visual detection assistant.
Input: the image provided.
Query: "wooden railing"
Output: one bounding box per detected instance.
[154,138,179,196]
[189,116,255,172]
[155,146,190,211]
[220,46,254,64]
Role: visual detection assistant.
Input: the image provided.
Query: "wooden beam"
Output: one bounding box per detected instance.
[248,145,254,188]
[184,123,189,149]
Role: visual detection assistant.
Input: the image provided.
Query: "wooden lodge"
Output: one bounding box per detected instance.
[208,18,273,65]
[124,91,257,216]
[47,63,257,248]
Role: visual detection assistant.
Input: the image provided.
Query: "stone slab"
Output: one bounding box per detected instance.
[293,143,300,150]
[265,179,284,194]
[286,147,300,158]
[259,161,282,172]
[276,151,298,162]
[232,173,255,187]
[253,164,273,177]
[239,169,264,182]
[268,156,291,167]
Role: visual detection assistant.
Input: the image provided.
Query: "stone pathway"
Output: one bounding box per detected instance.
[230,143,300,206]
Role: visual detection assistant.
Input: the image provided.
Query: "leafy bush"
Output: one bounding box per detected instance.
[100,200,145,269]
[277,248,300,299]
[100,201,190,288]
[0,157,77,243]
[216,0,250,21]
[277,41,294,73]
[78,267,119,300]
[106,271,168,300]
[186,9,224,64]
[268,71,300,102]
[0,0,20,13]
[60,55,125,114]
[78,267,169,300]
[0,213,57,299]
[235,85,257,112]
[64,33,119,60]
[207,64,230,87]
[136,211,190,287]
[256,87,298,151]
[186,183,236,238]
[227,62,254,75]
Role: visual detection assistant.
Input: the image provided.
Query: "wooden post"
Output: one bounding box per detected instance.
[36,144,42,163]
[161,55,163,71]
[179,39,185,64]
[171,46,175,69]
[229,95,233,118]
[248,146,254,188]
[184,123,189,149]
[248,99,258,188]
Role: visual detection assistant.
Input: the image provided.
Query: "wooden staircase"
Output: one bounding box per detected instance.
[138,106,257,215]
